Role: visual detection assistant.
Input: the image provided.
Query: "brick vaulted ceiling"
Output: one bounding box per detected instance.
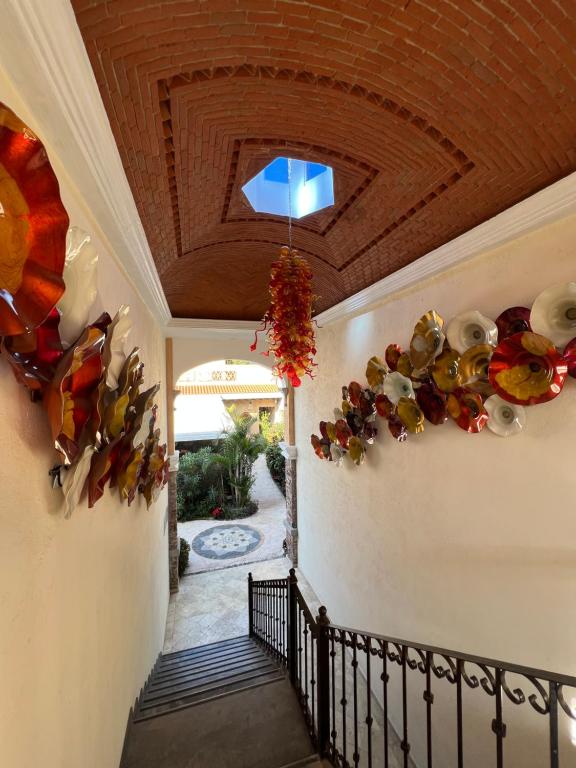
[73,0,576,321]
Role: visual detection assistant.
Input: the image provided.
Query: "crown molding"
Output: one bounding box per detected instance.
[0,0,171,325]
[166,318,261,339]
[316,171,576,326]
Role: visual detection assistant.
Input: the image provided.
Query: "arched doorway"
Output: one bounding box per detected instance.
[172,359,291,579]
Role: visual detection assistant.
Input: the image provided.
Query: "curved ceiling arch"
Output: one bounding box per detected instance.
[73,0,576,320]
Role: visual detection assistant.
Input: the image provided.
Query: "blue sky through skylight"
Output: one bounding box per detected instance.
[242,157,334,219]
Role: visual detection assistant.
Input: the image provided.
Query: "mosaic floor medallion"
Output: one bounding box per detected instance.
[191,524,263,560]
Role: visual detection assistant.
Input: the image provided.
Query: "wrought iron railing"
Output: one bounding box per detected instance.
[249,569,576,768]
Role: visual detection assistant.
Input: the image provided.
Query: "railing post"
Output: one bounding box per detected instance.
[316,605,331,758]
[248,572,254,637]
[288,568,298,685]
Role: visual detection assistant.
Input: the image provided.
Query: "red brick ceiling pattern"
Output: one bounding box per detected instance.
[73,0,576,321]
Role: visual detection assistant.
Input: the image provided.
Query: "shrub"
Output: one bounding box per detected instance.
[207,407,266,509]
[176,408,266,522]
[178,537,190,577]
[176,447,224,521]
[265,441,286,495]
[260,410,285,444]
[222,499,258,519]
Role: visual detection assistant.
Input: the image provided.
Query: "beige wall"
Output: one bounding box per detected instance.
[173,336,274,382]
[295,213,576,763]
[0,59,169,768]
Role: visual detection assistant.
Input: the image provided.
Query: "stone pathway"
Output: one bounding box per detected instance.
[178,453,286,574]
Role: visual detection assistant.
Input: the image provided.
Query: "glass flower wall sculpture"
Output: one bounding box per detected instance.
[251,246,316,387]
[311,284,576,465]
[0,102,69,336]
[0,101,168,513]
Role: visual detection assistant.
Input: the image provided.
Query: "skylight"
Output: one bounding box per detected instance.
[242,157,334,219]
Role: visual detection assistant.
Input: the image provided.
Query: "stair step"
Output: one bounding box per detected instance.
[141,659,279,704]
[160,635,250,663]
[134,671,285,722]
[153,645,264,680]
[278,756,324,768]
[134,636,285,721]
[124,678,315,767]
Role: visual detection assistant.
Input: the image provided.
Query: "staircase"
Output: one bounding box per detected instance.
[122,570,576,768]
[121,635,323,768]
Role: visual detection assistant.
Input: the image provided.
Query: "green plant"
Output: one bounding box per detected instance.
[222,499,258,519]
[259,410,285,444]
[176,447,224,521]
[178,537,190,577]
[207,406,266,509]
[265,441,286,495]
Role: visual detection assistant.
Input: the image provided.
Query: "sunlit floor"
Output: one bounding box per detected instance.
[164,558,320,653]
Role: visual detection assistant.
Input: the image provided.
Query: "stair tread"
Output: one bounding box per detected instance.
[140,663,281,707]
[160,635,250,662]
[154,646,266,679]
[147,663,278,696]
[142,659,279,703]
[134,671,285,722]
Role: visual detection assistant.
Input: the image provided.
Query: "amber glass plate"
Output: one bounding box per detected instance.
[0,102,68,335]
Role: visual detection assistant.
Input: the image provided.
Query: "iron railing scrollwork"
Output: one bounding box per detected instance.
[248,571,576,767]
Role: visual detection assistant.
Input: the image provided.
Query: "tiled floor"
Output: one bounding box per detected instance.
[163,558,320,653]
[179,454,286,574]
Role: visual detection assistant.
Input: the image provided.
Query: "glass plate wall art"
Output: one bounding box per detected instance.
[488,332,567,405]
[0,102,69,335]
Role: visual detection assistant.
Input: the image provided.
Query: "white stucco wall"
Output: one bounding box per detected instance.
[295,212,576,764]
[0,49,169,768]
[172,335,274,382]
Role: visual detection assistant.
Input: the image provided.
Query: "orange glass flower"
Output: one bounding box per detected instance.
[0,102,69,335]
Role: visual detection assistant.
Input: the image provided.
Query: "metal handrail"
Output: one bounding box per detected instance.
[329,622,576,689]
[248,570,576,767]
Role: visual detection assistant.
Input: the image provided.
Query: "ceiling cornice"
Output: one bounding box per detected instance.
[166,318,261,339]
[315,171,576,326]
[0,0,171,325]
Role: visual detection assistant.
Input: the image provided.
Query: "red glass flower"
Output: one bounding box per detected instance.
[388,414,407,442]
[416,382,448,425]
[311,434,330,460]
[43,322,107,464]
[488,332,567,405]
[375,393,394,419]
[1,307,63,398]
[564,338,576,379]
[0,102,69,335]
[347,381,362,408]
[334,419,353,449]
[495,306,531,340]
[447,388,488,433]
[385,344,402,371]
